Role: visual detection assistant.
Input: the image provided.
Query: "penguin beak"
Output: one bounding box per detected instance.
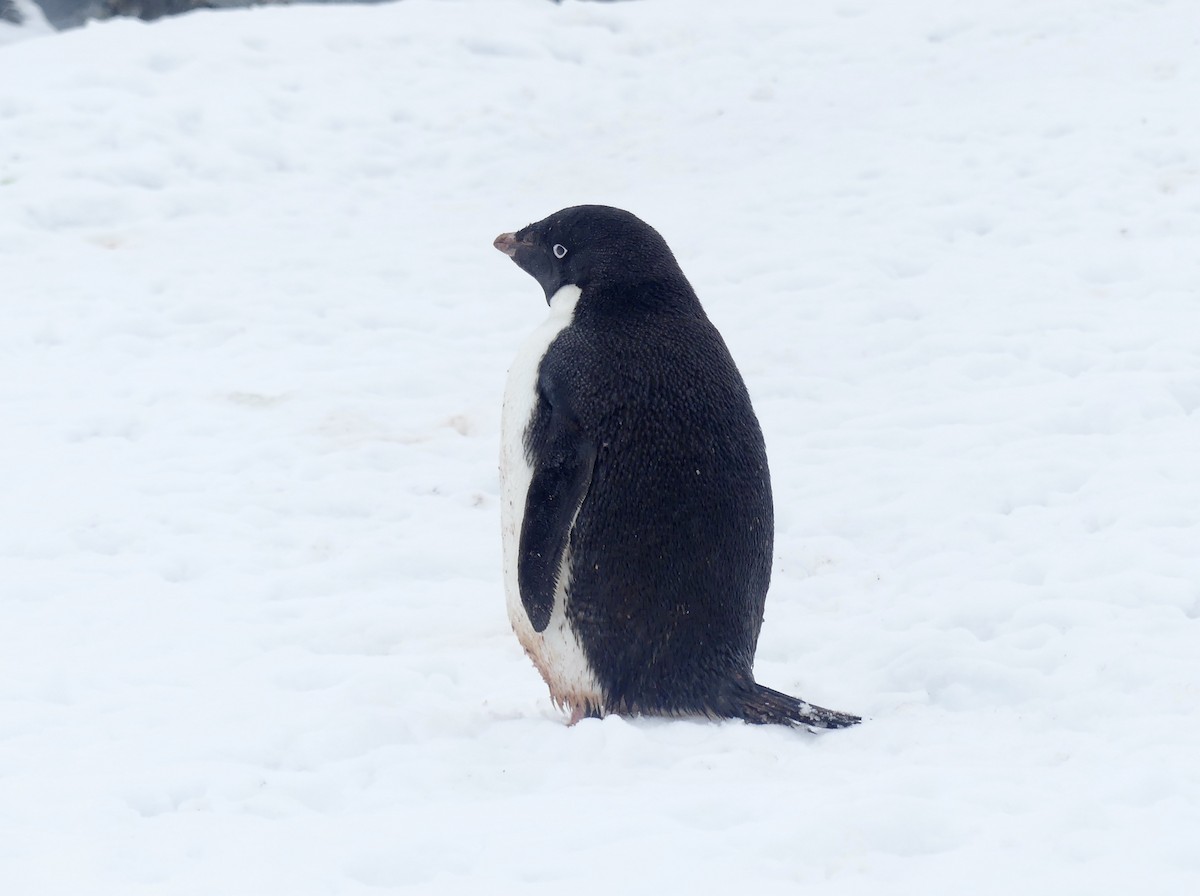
[495,229,560,301]
[493,232,528,257]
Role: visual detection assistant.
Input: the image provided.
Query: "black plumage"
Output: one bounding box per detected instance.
[495,205,858,729]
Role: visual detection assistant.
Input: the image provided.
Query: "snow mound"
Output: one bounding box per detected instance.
[0,0,54,45]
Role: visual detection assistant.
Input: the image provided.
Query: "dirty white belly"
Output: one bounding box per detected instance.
[499,284,603,715]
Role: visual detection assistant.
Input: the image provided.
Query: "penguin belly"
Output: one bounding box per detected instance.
[499,284,604,718]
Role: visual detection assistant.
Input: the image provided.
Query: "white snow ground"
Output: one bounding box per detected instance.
[2,1,1199,892]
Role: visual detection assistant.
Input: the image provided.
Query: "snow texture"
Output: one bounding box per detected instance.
[2,1,1199,892]
[0,0,52,43]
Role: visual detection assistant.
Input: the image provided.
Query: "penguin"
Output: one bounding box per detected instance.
[494,205,859,730]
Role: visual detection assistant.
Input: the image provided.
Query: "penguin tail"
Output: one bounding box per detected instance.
[735,682,861,730]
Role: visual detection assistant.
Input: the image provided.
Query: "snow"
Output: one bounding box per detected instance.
[2,0,1199,892]
[0,0,53,44]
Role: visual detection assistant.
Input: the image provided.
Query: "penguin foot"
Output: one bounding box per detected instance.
[563,699,604,726]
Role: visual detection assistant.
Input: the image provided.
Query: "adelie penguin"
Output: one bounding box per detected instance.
[494,205,859,730]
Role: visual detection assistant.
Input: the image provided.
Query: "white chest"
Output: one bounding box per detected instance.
[499,285,603,716]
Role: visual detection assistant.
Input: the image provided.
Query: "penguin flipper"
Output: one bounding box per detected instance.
[517,381,596,633]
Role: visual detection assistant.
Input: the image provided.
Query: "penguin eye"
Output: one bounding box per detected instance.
[553,244,568,259]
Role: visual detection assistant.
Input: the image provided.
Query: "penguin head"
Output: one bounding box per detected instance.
[494,205,693,309]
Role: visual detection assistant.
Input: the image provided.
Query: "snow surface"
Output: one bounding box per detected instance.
[2,1,1199,892]
[0,0,53,45]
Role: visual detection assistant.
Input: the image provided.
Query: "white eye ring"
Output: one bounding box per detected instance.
[553,244,568,259]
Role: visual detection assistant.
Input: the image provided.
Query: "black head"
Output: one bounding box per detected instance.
[494,205,696,310]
